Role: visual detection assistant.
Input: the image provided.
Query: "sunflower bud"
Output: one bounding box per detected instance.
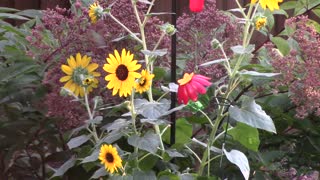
[211,38,220,49]
[254,16,267,30]
[161,23,177,36]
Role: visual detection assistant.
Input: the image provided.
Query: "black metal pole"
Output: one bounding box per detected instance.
[170,0,177,146]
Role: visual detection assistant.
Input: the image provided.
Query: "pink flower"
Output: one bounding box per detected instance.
[189,0,205,12]
[177,72,211,104]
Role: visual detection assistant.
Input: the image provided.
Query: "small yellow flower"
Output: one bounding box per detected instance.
[135,69,155,94]
[103,49,141,97]
[88,2,103,23]
[60,53,100,97]
[98,144,123,174]
[255,17,267,30]
[251,0,283,11]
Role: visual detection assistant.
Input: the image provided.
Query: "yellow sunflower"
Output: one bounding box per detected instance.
[251,0,283,11]
[103,49,141,97]
[255,17,267,30]
[88,2,103,23]
[60,53,100,97]
[98,144,123,174]
[135,69,155,94]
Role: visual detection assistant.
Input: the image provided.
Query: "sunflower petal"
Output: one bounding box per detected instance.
[76,53,82,66]
[87,63,99,72]
[61,65,73,75]
[67,57,77,68]
[82,55,90,68]
[60,76,71,82]
[114,50,121,64]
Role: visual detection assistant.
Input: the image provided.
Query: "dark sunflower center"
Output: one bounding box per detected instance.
[72,67,89,85]
[106,153,114,163]
[139,78,146,86]
[116,64,129,81]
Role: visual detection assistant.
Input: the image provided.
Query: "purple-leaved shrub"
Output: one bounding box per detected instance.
[271,15,320,118]
[177,0,241,81]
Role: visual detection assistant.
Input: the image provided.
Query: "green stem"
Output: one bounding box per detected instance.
[84,88,99,143]
[108,13,143,44]
[154,125,165,157]
[185,145,202,163]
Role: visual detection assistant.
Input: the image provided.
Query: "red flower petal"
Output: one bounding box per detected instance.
[189,0,205,12]
[186,83,198,101]
[178,85,189,104]
[190,79,207,94]
[193,75,212,87]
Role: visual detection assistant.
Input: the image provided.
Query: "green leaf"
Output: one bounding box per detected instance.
[280,1,297,10]
[134,98,171,120]
[158,170,180,180]
[141,49,167,57]
[228,122,260,151]
[67,135,91,149]
[153,67,167,81]
[16,9,42,18]
[0,13,30,20]
[229,96,276,133]
[163,118,193,145]
[133,170,156,180]
[224,149,250,180]
[239,71,281,78]
[90,167,107,179]
[230,45,255,54]
[0,7,19,13]
[139,154,158,171]
[271,37,290,56]
[51,156,76,178]
[128,131,160,154]
[81,149,99,164]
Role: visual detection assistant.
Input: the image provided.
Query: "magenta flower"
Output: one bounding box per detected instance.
[189,0,205,12]
[177,72,211,105]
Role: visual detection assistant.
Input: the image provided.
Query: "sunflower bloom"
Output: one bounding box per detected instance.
[99,144,123,174]
[251,0,283,11]
[177,72,211,105]
[88,2,103,23]
[135,70,155,94]
[60,53,100,97]
[103,49,141,97]
[255,17,267,30]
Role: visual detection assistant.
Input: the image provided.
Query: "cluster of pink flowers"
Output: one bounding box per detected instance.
[177,0,241,81]
[27,0,169,130]
[271,15,320,118]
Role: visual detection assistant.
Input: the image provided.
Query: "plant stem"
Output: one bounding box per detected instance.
[84,89,99,143]
[108,13,143,44]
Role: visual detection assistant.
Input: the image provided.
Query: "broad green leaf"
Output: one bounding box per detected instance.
[51,156,76,178]
[67,135,91,149]
[90,166,107,179]
[229,96,276,133]
[158,171,180,180]
[81,149,99,164]
[0,13,29,20]
[271,37,290,56]
[228,122,260,151]
[163,118,193,145]
[16,9,42,18]
[133,170,157,180]
[224,149,250,180]
[199,58,228,67]
[134,98,170,119]
[0,7,19,13]
[165,149,185,158]
[231,45,255,54]
[239,71,281,78]
[280,1,298,10]
[139,154,158,171]
[128,131,160,154]
[141,49,167,57]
